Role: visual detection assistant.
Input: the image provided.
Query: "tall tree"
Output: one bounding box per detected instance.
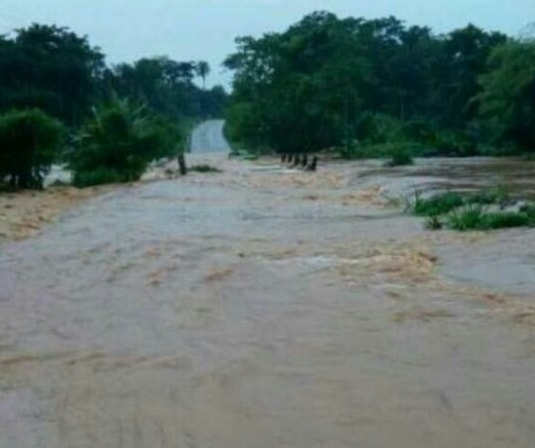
[0,24,105,125]
[224,12,510,155]
[477,40,535,152]
[196,61,211,90]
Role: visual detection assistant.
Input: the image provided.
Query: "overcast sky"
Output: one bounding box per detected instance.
[1,0,533,86]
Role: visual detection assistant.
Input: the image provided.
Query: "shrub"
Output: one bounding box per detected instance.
[410,191,465,216]
[447,205,487,231]
[425,215,444,230]
[383,146,415,167]
[426,129,479,157]
[447,205,535,231]
[190,164,222,173]
[409,188,512,218]
[0,109,63,189]
[69,97,175,187]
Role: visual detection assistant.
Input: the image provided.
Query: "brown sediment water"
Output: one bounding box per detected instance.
[1,152,535,447]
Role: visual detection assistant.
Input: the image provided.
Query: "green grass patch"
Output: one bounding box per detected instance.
[410,191,465,217]
[407,188,535,231]
[408,187,513,217]
[447,205,535,231]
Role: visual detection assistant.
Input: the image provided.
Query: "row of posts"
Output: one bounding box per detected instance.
[281,154,318,172]
[177,152,318,175]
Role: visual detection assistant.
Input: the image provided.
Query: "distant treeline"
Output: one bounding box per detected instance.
[0,24,228,188]
[224,12,535,158]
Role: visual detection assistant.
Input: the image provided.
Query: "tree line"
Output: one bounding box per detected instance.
[0,24,227,189]
[224,12,535,160]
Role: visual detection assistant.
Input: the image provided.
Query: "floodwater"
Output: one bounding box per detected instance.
[1,127,535,447]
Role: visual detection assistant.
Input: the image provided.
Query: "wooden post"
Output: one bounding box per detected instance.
[178,153,187,176]
[307,156,318,172]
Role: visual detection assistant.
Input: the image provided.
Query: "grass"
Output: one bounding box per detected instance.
[447,205,535,231]
[410,191,465,216]
[407,188,535,231]
[189,164,222,173]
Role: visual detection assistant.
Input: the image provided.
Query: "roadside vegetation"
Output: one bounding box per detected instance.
[406,189,535,231]
[189,164,222,173]
[224,12,535,161]
[0,25,228,190]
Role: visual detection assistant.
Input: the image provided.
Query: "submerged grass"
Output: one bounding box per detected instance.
[407,188,535,231]
[448,205,535,231]
[411,191,465,216]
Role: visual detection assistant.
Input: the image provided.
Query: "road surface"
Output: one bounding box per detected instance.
[190,119,231,153]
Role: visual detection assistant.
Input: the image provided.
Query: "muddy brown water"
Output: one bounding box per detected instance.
[1,152,535,447]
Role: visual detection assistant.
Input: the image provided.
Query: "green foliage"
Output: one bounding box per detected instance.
[425,215,444,230]
[447,205,487,231]
[0,109,63,189]
[408,188,535,231]
[447,205,535,231]
[426,129,478,156]
[384,150,414,167]
[190,164,222,173]
[476,40,535,153]
[225,13,508,156]
[408,187,512,217]
[0,25,104,125]
[69,97,173,187]
[108,57,227,121]
[196,61,211,90]
[410,191,466,217]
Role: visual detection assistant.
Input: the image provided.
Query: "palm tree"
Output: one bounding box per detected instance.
[196,61,210,90]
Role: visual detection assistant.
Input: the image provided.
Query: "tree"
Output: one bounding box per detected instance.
[196,61,211,90]
[433,24,507,128]
[0,24,105,126]
[107,57,225,120]
[224,11,510,156]
[477,40,535,152]
[69,96,175,187]
[0,109,63,189]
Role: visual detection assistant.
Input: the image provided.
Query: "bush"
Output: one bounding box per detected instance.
[190,164,222,173]
[383,145,415,167]
[409,187,512,217]
[410,189,535,231]
[426,129,478,157]
[447,205,535,231]
[69,97,176,187]
[0,109,63,189]
[410,191,465,216]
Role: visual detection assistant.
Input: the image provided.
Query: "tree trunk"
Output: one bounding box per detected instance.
[178,154,187,176]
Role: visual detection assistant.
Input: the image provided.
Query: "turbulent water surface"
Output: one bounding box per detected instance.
[1,122,535,447]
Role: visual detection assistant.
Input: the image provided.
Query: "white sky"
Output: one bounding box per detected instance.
[1,0,533,86]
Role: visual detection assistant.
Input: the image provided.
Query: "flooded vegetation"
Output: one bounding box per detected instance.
[1,146,535,447]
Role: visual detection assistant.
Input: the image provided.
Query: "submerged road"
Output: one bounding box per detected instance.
[1,130,535,447]
[190,119,231,153]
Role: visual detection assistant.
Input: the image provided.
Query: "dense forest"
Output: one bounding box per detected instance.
[225,12,535,160]
[0,24,227,188]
